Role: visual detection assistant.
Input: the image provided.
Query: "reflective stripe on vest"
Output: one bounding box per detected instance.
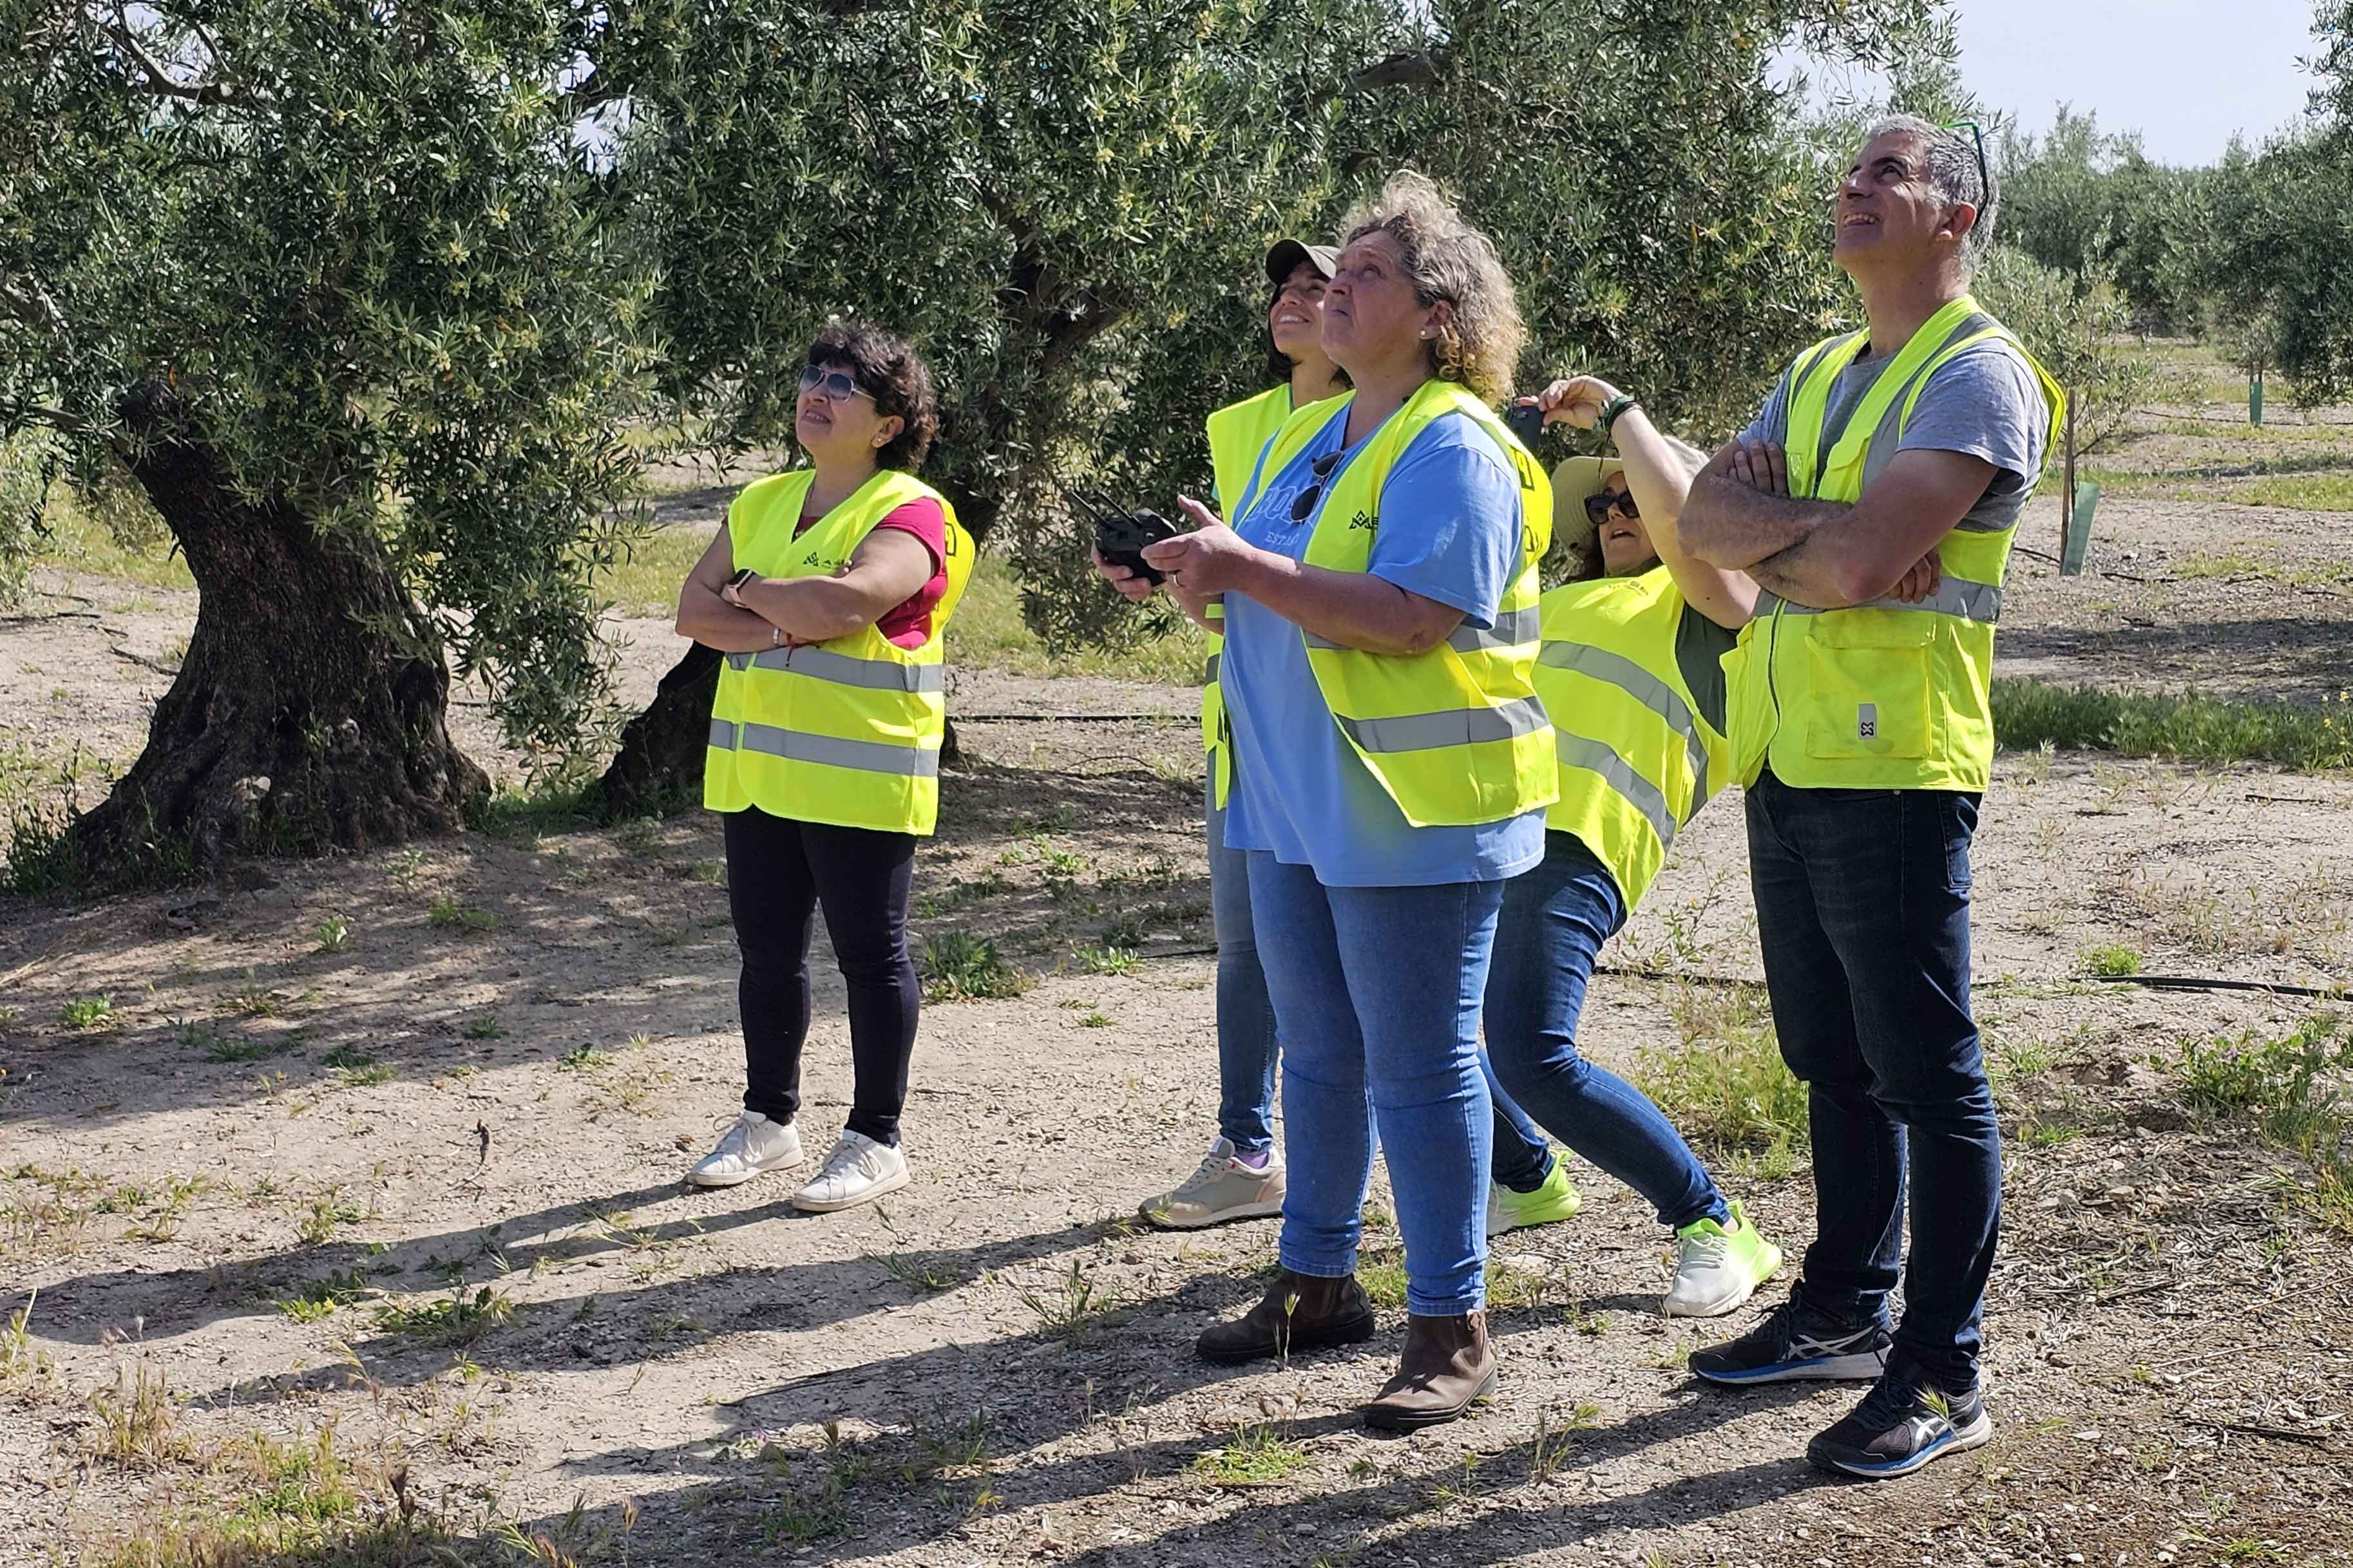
[1240,380,1557,829]
[1537,639,1711,807]
[725,646,949,692]
[1554,731,1679,853]
[1532,568,1730,907]
[703,467,971,834]
[1724,297,2063,793]
[709,718,942,779]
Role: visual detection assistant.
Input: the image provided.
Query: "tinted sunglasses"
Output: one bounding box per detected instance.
[797,364,872,404]
[1290,449,1347,523]
[1584,488,1639,526]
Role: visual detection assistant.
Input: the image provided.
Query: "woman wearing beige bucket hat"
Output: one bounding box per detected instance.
[1476,373,1790,1315]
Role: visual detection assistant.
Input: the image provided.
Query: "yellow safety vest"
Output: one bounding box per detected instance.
[1724,296,2063,792]
[704,468,976,835]
[1241,379,1558,829]
[1534,568,1731,908]
[1201,386,1298,808]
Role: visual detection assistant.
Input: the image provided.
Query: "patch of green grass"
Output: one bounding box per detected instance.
[1078,1010,1114,1028]
[2076,942,2143,978]
[274,1270,374,1323]
[1357,1255,1408,1308]
[372,1285,518,1347]
[312,914,352,954]
[461,1016,506,1041]
[426,897,499,933]
[917,873,1012,917]
[1011,1258,1114,1345]
[920,932,1032,1001]
[1192,1421,1311,1486]
[1073,942,1137,977]
[1636,981,1808,1167]
[592,518,713,618]
[2158,1014,2353,1235]
[225,974,292,1018]
[319,1046,395,1087]
[1992,679,2353,773]
[61,994,115,1030]
[557,1043,615,1072]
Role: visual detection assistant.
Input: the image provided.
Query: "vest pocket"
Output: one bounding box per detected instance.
[1802,611,1933,762]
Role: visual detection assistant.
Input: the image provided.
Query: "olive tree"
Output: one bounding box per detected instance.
[1,2,652,876]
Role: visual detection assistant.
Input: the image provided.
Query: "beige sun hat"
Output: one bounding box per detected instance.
[1551,455,1626,564]
[1549,444,1710,564]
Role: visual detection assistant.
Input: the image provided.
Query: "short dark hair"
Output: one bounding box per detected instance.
[805,322,938,473]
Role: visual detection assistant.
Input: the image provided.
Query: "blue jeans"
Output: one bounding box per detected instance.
[1483,831,1731,1231]
[1246,851,1498,1316]
[1208,791,1281,1155]
[1745,773,1999,1392]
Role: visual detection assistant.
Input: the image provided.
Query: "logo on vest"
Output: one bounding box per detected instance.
[802,551,826,568]
[1857,703,1878,741]
[1347,509,1375,533]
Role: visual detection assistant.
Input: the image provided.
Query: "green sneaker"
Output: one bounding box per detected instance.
[1485,1159,1581,1238]
[1664,1200,1783,1318]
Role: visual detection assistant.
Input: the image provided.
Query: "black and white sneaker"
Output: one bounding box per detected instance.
[1807,1372,1992,1479]
[1689,1296,1892,1386]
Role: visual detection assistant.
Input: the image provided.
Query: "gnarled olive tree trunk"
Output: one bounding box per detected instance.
[68,398,486,877]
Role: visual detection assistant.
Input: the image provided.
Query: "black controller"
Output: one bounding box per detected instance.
[1071,487,1181,586]
[1503,399,1545,449]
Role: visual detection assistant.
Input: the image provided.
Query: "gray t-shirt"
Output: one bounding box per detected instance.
[1741,337,2048,536]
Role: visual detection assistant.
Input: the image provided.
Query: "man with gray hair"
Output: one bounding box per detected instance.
[1673,115,2063,1478]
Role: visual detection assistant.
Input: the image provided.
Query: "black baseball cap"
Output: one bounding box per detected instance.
[1265,240,1340,285]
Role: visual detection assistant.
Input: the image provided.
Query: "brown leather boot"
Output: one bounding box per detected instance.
[1196,1269,1377,1365]
[1363,1310,1496,1430]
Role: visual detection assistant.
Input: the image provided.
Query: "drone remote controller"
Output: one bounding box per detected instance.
[1503,400,1545,449]
[1072,487,1181,586]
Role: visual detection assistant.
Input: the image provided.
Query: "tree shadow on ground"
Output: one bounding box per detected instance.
[1998,614,2353,705]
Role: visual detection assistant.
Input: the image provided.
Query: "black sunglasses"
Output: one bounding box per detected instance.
[797,364,872,404]
[1290,449,1347,523]
[1941,118,1992,211]
[1584,488,1638,526]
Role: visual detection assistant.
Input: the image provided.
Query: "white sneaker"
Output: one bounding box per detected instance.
[1137,1137,1286,1229]
[687,1111,803,1188]
[790,1129,910,1213]
[1664,1201,1784,1318]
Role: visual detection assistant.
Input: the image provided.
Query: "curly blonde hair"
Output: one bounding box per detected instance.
[1339,170,1523,403]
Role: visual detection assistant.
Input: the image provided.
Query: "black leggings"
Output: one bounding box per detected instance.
[722,807,920,1146]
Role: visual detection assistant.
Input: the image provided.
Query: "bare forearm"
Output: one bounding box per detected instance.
[1745,532,1863,610]
[676,590,783,652]
[1680,475,1847,569]
[738,576,891,643]
[1230,552,1460,657]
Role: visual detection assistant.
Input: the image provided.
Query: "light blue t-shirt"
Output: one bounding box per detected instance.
[1217,403,1547,888]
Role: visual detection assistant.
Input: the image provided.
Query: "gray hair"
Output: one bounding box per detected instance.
[1340,170,1524,402]
[1863,113,1997,272]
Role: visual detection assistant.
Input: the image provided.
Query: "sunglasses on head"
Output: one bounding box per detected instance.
[1290,449,1348,523]
[1940,117,1992,211]
[797,364,871,404]
[1584,488,1638,527]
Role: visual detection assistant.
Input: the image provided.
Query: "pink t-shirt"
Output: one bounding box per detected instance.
[796,497,948,649]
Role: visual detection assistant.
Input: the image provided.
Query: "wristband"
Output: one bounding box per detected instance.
[1596,394,1639,440]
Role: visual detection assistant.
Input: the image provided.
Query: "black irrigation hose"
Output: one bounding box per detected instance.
[2093,973,2350,1001]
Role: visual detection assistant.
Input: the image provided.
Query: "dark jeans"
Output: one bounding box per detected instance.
[722,806,920,1147]
[1744,771,1999,1391]
[1483,831,1731,1231]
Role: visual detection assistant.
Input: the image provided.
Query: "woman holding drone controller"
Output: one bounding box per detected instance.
[1102,172,1556,1430]
[1120,238,1348,1233]
[672,323,974,1215]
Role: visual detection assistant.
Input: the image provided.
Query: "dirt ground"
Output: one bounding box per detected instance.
[4,478,2353,1567]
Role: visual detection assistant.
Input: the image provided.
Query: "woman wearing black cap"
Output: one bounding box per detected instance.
[1123,241,1346,1230]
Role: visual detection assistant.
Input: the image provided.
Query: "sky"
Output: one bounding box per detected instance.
[1802,0,2327,165]
[1952,0,2322,164]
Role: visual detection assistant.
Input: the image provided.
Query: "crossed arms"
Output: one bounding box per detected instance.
[1678,439,1997,610]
